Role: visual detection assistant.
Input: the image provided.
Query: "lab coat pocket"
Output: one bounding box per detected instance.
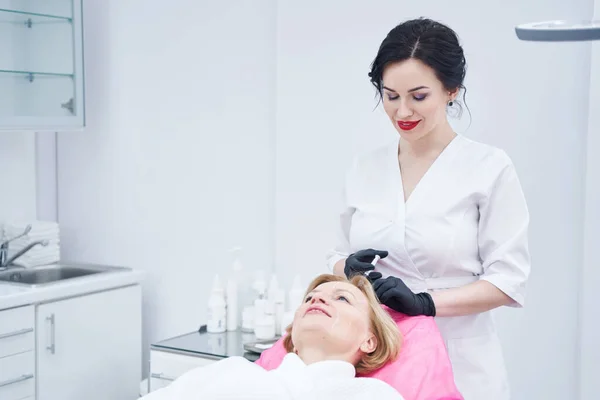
[447,334,510,400]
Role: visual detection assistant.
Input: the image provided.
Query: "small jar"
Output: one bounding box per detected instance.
[254,315,276,340]
[241,306,255,333]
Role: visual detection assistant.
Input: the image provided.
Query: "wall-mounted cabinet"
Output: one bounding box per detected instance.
[0,0,84,131]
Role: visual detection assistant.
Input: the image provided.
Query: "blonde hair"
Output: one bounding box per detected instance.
[282,274,402,375]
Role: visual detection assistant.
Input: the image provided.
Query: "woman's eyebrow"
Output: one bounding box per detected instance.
[334,288,357,300]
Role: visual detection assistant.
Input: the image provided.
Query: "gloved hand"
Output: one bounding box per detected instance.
[372,276,436,317]
[344,249,388,279]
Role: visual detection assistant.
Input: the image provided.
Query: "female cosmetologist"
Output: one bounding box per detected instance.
[329,18,531,400]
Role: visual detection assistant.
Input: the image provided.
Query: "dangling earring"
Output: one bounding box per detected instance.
[448,100,454,107]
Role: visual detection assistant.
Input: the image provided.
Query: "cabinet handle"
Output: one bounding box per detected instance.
[0,373,34,388]
[150,372,176,382]
[0,327,33,340]
[46,314,55,354]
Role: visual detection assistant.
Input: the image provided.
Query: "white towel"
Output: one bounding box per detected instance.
[3,221,59,237]
[140,353,404,400]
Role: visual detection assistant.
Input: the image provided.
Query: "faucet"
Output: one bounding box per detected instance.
[0,239,49,271]
[0,224,32,267]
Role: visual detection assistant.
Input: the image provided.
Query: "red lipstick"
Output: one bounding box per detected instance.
[397,120,421,131]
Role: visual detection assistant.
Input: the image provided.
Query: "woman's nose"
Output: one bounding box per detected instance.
[395,100,413,119]
[310,293,328,304]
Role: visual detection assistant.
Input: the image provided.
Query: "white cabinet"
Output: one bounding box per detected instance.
[36,285,142,400]
[0,305,36,400]
[0,0,85,131]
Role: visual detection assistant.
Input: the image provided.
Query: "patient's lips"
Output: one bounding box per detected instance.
[305,305,331,317]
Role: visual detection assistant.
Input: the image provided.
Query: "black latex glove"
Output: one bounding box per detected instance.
[372,276,436,317]
[344,248,388,279]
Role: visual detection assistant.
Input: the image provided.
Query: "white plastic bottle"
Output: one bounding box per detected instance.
[226,279,237,331]
[288,274,304,313]
[274,288,285,334]
[255,300,276,340]
[252,270,268,326]
[226,248,244,331]
[207,274,227,333]
[254,292,268,329]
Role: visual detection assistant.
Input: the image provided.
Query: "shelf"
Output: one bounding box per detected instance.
[0,69,73,81]
[0,8,72,23]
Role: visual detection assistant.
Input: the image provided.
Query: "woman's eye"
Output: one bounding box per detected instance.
[387,94,399,101]
[413,94,427,101]
[336,295,349,303]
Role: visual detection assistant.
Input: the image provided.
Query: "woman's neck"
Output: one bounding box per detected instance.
[296,347,354,366]
[399,120,456,158]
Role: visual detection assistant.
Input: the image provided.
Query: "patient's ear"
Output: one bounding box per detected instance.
[359,333,377,354]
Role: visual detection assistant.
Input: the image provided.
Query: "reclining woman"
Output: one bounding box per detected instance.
[141,273,405,399]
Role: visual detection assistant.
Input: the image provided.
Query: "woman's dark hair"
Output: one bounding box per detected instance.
[368,18,469,117]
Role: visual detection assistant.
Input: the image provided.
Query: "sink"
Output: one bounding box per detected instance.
[0,264,128,287]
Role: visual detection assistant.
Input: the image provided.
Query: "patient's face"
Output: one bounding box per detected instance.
[292,281,375,357]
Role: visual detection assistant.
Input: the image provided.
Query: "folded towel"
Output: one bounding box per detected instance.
[3,222,59,237]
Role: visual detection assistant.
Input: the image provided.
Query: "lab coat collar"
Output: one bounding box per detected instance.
[278,352,357,380]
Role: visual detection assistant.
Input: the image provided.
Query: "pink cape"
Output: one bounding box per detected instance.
[254,306,463,400]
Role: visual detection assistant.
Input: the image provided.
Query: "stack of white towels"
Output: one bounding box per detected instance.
[1,221,61,268]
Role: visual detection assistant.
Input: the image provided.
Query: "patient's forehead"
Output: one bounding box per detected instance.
[313,281,366,300]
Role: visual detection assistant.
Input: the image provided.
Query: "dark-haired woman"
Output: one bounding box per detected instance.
[328,18,531,400]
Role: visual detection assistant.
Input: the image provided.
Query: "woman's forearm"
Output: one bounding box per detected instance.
[429,280,514,318]
[333,258,346,277]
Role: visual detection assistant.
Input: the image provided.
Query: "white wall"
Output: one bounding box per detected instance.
[580,1,600,398]
[274,1,592,399]
[0,133,37,221]
[56,0,276,373]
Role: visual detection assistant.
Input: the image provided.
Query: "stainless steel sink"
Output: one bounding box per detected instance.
[0,264,128,287]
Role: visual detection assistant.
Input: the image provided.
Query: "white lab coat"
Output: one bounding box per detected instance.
[326,134,530,400]
[141,353,404,400]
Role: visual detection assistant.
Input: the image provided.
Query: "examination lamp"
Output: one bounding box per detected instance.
[515,20,600,42]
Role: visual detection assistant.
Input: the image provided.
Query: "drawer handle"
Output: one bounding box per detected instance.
[0,373,34,388]
[0,327,33,340]
[46,314,55,354]
[151,372,176,382]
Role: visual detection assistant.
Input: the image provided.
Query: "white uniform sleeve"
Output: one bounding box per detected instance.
[325,163,356,272]
[478,153,531,307]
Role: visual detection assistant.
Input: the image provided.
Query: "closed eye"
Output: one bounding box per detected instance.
[386,94,399,101]
[413,94,428,101]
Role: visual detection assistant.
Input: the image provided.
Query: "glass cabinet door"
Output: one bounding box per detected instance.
[0,0,84,131]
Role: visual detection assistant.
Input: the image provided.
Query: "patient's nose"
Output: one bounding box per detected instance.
[310,293,328,305]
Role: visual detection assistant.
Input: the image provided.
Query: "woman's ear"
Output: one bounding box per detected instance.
[359,333,377,354]
[448,88,459,102]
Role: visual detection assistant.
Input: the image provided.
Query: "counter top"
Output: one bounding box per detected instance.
[151,328,274,362]
[0,262,144,311]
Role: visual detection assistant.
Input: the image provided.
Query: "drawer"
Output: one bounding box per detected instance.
[0,351,35,400]
[0,306,35,358]
[149,350,216,392]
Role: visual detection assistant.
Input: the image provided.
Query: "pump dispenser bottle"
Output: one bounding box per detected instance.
[207,274,227,333]
[226,247,243,331]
